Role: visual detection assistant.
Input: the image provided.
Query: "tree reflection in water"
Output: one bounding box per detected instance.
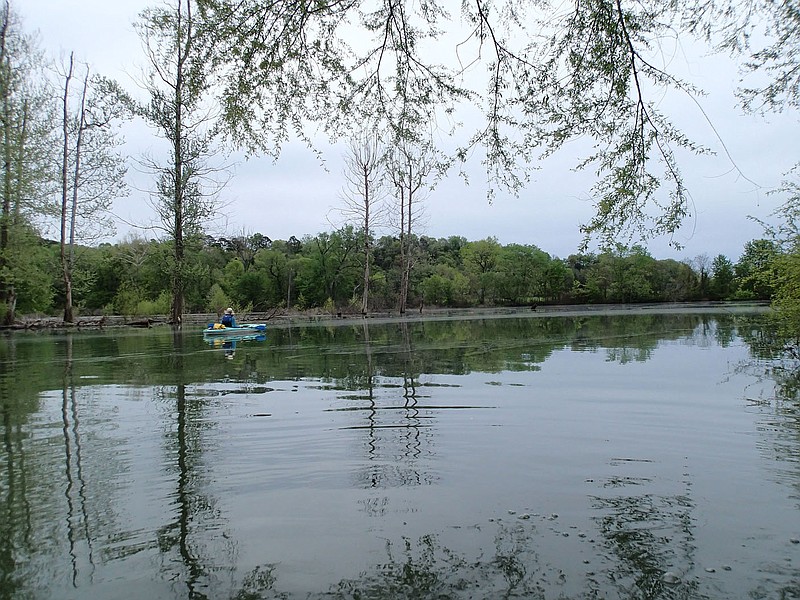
[348,322,438,496]
[60,334,96,587]
[154,329,281,600]
[1,311,799,599]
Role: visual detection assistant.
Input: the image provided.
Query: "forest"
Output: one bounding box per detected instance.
[16,230,779,318]
[1,0,798,347]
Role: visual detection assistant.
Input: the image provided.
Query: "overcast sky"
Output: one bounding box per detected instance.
[20,0,797,261]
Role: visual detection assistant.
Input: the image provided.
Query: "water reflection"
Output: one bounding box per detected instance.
[0,311,798,598]
[205,333,266,360]
[61,335,96,587]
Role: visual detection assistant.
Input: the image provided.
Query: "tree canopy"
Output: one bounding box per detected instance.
[194,0,796,247]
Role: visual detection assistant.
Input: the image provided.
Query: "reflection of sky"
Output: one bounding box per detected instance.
[2,317,798,597]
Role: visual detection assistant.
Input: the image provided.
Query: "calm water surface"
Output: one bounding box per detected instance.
[0,311,798,599]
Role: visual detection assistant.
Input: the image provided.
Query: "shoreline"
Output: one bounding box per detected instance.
[2,300,771,332]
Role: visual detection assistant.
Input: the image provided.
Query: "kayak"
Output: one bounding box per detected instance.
[203,323,266,336]
[206,332,266,348]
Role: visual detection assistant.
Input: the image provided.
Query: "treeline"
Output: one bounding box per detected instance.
[20,229,780,318]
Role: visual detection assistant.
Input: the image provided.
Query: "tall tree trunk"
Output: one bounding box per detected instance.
[0,13,12,324]
[398,183,407,315]
[0,51,14,325]
[361,177,370,315]
[67,68,89,323]
[170,0,188,326]
[60,53,74,323]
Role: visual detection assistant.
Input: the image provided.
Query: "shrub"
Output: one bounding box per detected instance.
[206,283,231,315]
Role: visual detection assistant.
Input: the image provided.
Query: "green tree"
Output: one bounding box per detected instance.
[461,238,501,305]
[735,239,779,300]
[219,231,271,272]
[761,173,800,345]
[590,244,656,304]
[132,0,229,324]
[497,244,551,305]
[710,254,735,300]
[540,259,574,304]
[0,2,55,324]
[419,264,469,308]
[296,228,361,309]
[650,259,698,301]
[611,245,656,303]
[205,282,230,315]
[252,247,289,308]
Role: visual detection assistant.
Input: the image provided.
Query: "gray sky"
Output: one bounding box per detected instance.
[21,0,797,261]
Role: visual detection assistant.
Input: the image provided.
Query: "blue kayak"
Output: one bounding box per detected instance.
[203,323,266,336]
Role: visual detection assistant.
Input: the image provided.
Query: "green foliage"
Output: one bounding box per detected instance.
[192,1,787,248]
[135,290,171,316]
[735,239,779,300]
[206,283,230,314]
[761,174,800,350]
[1,226,55,316]
[772,250,800,344]
[710,254,736,300]
[111,283,145,316]
[0,4,58,323]
[420,265,470,307]
[0,228,791,319]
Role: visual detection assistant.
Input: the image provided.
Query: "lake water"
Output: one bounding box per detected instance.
[0,310,798,599]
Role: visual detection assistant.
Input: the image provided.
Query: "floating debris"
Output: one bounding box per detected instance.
[662,572,681,585]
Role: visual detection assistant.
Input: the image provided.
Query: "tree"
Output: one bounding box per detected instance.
[609,245,656,303]
[735,239,779,300]
[759,172,800,343]
[57,54,127,322]
[688,254,711,299]
[461,238,501,305]
[193,0,793,249]
[297,227,361,309]
[219,231,271,272]
[336,133,387,314]
[651,258,698,301]
[497,244,551,305]
[0,1,55,324]
[387,142,435,314]
[710,254,735,299]
[419,264,469,307]
[132,0,229,324]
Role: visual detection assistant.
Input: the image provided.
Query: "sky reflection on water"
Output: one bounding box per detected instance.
[0,311,798,599]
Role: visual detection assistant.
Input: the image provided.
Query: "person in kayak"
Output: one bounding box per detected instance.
[221,307,237,328]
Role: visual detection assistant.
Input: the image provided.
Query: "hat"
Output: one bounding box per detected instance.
[225,307,234,314]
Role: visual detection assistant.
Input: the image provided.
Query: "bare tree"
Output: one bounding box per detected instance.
[386,142,435,314]
[58,53,127,322]
[335,133,387,315]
